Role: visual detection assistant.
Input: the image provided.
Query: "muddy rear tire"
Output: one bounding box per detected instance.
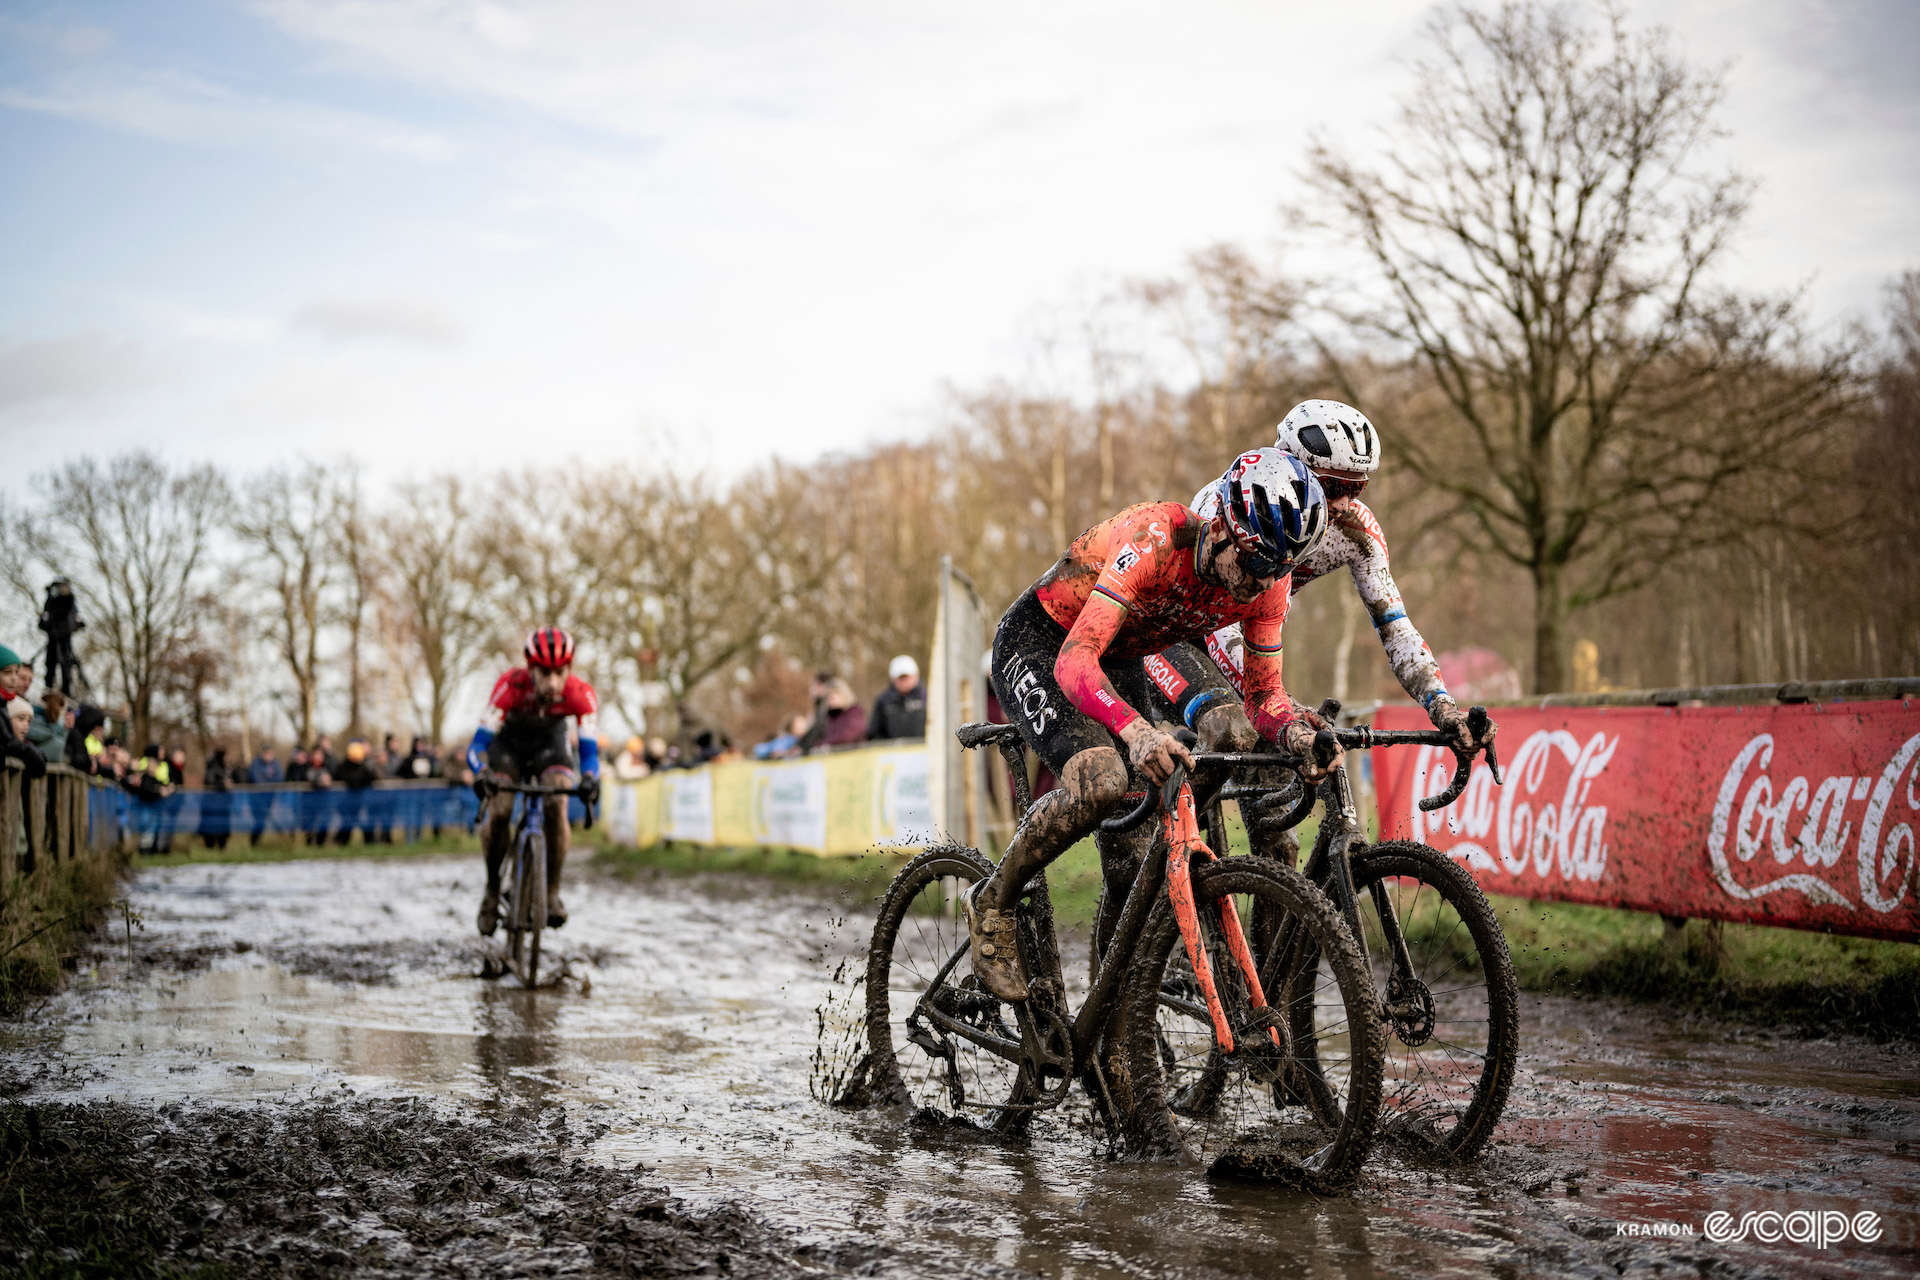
[1123,859,1383,1191]
[864,846,1038,1135]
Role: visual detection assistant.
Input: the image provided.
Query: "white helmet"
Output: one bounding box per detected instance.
[1275,400,1381,480]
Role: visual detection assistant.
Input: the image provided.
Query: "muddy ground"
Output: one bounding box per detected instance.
[1,854,1914,1278]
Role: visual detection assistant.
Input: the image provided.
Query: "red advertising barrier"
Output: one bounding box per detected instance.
[1371,700,1920,942]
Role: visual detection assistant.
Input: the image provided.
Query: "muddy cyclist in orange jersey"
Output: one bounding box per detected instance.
[466,628,602,935]
[966,448,1336,1001]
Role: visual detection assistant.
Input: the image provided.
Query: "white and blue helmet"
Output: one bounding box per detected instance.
[1200,448,1329,576]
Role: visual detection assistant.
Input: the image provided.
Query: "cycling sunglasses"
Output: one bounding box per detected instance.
[1316,470,1369,502]
[1236,542,1292,582]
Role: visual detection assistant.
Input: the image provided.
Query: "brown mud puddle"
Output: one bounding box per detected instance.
[2,856,1915,1278]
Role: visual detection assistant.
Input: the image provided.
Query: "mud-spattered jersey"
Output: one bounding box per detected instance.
[1188,489,1448,711]
[1032,501,1301,741]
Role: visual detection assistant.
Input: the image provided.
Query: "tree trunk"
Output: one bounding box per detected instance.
[1531,561,1567,694]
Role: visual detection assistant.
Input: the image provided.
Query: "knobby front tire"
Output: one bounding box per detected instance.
[511,826,546,989]
[864,845,1035,1135]
[1123,859,1384,1191]
[1344,841,1517,1160]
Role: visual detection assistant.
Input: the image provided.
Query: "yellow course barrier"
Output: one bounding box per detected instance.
[604,743,935,855]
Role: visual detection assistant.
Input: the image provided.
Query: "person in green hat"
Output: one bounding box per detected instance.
[0,645,31,743]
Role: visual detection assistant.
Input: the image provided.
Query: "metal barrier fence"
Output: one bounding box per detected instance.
[91,780,533,849]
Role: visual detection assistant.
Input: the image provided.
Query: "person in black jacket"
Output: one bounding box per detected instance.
[867,655,927,741]
[201,747,232,849]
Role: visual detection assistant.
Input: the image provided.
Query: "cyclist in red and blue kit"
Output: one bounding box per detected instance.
[467,628,601,935]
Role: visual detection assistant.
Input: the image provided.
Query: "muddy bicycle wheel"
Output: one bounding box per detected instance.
[510,826,546,989]
[1123,860,1383,1190]
[864,845,1036,1135]
[1334,841,1516,1160]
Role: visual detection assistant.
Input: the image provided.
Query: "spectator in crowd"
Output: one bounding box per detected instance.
[310,735,337,778]
[336,739,378,845]
[248,745,284,784]
[285,748,311,784]
[168,745,189,788]
[28,689,72,761]
[614,736,649,779]
[867,655,927,741]
[644,737,670,771]
[100,737,130,781]
[813,678,867,748]
[126,743,173,853]
[795,670,835,752]
[753,714,811,760]
[382,734,404,776]
[69,704,105,774]
[201,747,232,850]
[397,736,436,780]
[5,696,45,785]
[0,646,31,745]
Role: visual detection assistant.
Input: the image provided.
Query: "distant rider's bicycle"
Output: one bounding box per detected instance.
[475,778,592,989]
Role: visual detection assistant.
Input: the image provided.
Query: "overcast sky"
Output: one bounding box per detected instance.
[3,0,1915,494]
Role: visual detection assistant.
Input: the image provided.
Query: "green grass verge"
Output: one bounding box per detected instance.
[0,850,128,1014]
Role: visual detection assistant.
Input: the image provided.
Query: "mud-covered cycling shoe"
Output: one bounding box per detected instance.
[963,884,1028,1001]
[546,891,568,929]
[476,890,500,937]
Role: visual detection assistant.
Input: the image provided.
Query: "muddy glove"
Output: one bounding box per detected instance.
[1282,717,1342,785]
[1429,697,1489,755]
[1120,719,1194,785]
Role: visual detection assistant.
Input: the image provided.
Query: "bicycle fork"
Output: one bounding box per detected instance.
[1319,765,1422,1003]
[1163,783,1281,1055]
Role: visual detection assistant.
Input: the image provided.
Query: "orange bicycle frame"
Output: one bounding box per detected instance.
[1162,780,1281,1054]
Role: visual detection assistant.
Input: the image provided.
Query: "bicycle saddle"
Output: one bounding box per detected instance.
[955,722,1022,750]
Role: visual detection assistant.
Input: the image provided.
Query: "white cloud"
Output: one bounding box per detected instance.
[0,65,454,158]
[291,297,468,346]
[0,331,159,412]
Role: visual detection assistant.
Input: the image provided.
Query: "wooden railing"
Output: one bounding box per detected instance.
[2,760,115,888]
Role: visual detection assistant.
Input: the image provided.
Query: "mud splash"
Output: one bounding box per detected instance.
[2,855,1916,1278]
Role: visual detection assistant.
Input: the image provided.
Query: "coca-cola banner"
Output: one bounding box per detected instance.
[1370,701,1920,942]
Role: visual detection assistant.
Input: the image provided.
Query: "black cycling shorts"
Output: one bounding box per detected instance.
[1142,640,1239,731]
[991,590,1158,777]
[487,715,578,781]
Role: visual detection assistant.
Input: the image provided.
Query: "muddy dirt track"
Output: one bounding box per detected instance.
[2,854,1915,1278]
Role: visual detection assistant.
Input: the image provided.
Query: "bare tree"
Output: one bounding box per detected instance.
[332,466,376,738]
[380,476,495,744]
[232,461,344,744]
[1304,1,1859,691]
[9,453,228,745]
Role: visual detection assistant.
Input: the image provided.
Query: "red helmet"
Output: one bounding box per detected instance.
[524,627,575,670]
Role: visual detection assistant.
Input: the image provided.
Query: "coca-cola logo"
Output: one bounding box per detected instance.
[1409,730,1618,882]
[1708,732,1920,913]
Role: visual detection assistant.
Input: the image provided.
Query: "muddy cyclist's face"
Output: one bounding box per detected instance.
[1315,467,1368,508]
[1205,524,1281,603]
[530,664,569,700]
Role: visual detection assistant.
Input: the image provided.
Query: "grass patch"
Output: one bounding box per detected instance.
[1496,895,1920,1038]
[134,830,483,868]
[0,850,127,1014]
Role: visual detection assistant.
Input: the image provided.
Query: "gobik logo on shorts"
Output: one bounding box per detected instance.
[1704,1209,1882,1249]
[1003,654,1056,736]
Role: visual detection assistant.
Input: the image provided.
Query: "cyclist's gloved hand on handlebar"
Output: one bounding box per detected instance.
[1120,719,1193,785]
[576,773,600,807]
[1430,696,1495,755]
[1283,718,1343,784]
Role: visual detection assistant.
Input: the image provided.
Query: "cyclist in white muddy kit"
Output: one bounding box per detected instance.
[1145,400,1493,857]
